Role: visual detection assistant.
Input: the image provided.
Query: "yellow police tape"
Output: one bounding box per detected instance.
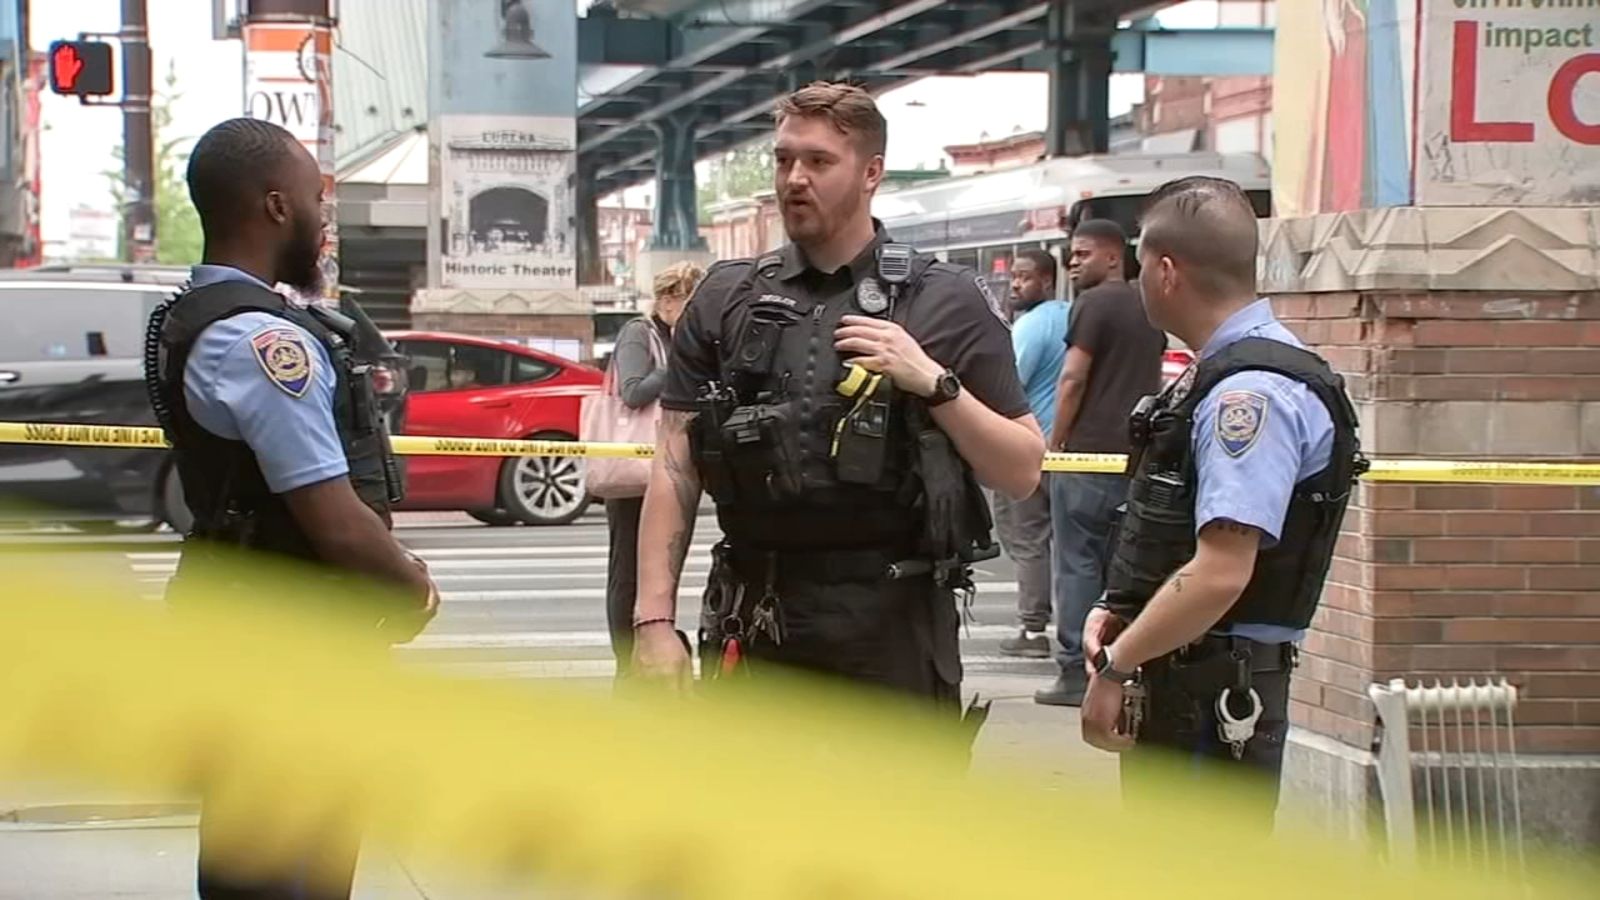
[1,557,1589,898]
[2,420,1598,485]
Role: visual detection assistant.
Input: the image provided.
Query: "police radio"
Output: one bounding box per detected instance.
[876,243,914,317]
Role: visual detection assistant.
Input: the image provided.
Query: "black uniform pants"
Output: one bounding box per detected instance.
[603,496,646,673]
[196,802,361,900]
[1120,639,1294,831]
[703,570,964,716]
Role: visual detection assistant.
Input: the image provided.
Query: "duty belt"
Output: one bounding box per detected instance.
[1168,635,1298,674]
[723,544,927,585]
[1141,634,1299,760]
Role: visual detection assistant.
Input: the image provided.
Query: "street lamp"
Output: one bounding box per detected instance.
[485,0,550,59]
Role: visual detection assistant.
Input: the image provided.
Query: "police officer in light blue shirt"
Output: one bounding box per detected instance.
[183,264,352,495]
[1076,176,1363,828]
[147,117,437,900]
[995,248,1069,657]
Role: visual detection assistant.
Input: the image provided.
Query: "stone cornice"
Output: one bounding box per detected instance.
[1259,207,1600,294]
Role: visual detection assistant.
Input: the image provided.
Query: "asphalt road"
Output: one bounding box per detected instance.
[3,507,1058,684]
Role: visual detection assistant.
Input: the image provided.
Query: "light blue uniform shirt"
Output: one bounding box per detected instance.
[183,264,348,494]
[1011,298,1070,434]
[1190,299,1335,644]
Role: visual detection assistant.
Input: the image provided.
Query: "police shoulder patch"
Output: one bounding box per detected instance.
[250,326,314,398]
[972,275,1008,325]
[1215,389,1269,457]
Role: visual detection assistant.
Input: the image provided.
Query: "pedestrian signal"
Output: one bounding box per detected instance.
[48,40,115,97]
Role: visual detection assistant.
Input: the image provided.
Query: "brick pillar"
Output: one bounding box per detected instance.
[1260,209,1600,851]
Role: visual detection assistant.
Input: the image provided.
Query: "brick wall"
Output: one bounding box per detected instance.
[1270,291,1600,755]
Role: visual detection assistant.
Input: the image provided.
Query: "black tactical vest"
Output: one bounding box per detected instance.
[145,280,400,561]
[691,248,947,553]
[1103,337,1366,629]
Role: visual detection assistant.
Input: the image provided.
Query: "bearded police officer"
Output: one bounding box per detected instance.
[631,82,1045,712]
[146,118,438,900]
[1077,177,1364,823]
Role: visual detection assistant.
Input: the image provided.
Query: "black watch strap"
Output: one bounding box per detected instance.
[1094,647,1137,685]
[927,369,960,407]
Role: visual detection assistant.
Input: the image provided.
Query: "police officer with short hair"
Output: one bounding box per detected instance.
[1077,176,1364,824]
[630,82,1045,711]
[145,117,438,900]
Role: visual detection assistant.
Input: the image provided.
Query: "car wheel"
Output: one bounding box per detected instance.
[159,464,194,535]
[496,432,589,526]
[468,509,521,527]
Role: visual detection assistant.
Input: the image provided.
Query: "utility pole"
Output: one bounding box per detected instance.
[241,0,337,300]
[120,0,155,263]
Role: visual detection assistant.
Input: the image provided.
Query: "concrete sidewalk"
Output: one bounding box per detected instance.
[0,673,1110,899]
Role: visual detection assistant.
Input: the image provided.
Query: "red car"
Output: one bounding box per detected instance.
[1162,345,1196,385]
[384,331,604,526]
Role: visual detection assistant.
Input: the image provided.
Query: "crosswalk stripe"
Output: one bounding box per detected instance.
[404,622,1030,650]
[411,654,1053,681]
[118,521,1041,685]
[123,542,720,562]
[129,557,721,575]
[345,583,1024,603]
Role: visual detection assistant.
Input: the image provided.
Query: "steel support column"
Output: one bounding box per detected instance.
[575,163,605,285]
[649,112,707,252]
[1044,0,1112,158]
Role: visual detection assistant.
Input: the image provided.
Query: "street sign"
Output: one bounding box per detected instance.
[47,40,115,97]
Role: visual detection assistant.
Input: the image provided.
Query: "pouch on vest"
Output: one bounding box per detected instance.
[832,363,893,486]
[720,399,805,501]
[689,381,740,504]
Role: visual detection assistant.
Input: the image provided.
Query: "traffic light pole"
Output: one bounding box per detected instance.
[120,0,156,263]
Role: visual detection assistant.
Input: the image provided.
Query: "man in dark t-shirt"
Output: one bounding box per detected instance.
[1038,219,1165,706]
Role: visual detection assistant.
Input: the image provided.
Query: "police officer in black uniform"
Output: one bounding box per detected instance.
[1076,177,1365,826]
[630,82,1045,711]
[145,118,438,900]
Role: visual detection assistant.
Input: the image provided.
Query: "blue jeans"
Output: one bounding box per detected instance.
[1049,472,1129,670]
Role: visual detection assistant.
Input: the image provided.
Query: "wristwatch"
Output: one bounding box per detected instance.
[926,368,961,407]
[1093,646,1137,685]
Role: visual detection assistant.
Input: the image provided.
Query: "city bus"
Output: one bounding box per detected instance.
[871,151,1273,289]
[872,151,1273,381]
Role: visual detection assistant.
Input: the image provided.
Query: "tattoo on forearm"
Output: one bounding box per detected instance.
[658,410,700,584]
[1169,567,1193,595]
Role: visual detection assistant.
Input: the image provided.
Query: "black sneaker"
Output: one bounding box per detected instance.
[1033,669,1088,707]
[998,630,1051,659]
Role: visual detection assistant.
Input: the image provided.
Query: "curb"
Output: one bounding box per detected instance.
[0,802,200,831]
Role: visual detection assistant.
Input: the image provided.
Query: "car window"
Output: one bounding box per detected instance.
[398,340,514,393]
[448,344,510,390]
[511,354,557,385]
[399,341,451,393]
[0,285,166,362]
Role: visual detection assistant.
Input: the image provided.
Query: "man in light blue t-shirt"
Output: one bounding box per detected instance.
[995,248,1070,658]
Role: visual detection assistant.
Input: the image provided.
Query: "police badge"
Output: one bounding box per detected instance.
[856,277,889,315]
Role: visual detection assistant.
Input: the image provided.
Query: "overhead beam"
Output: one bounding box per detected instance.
[850,1,1047,75]
[577,0,839,115]
[580,0,945,155]
[1110,27,1273,76]
[957,38,1046,73]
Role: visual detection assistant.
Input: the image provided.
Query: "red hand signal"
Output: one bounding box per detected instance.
[53,43,85,92]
